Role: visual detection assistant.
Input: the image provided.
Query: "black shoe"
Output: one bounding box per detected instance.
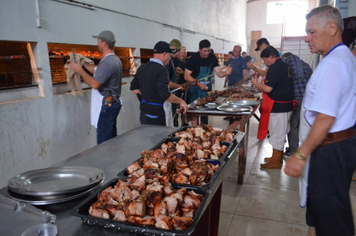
[223,117,229,120]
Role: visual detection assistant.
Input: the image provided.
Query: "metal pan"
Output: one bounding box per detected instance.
[8,166,104,197]
[7,184,101,206]
[70,178,209,236]
[217,104,253,112]
[225,100,260,106]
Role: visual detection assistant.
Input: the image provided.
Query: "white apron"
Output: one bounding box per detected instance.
[298,105,311,208]
[164,101,173,127]
[90,88,103,128]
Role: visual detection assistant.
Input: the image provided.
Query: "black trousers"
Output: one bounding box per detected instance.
[306,135,356,236]
[140,113,166,126]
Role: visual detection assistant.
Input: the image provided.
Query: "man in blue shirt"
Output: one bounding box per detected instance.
[224,45,247,88]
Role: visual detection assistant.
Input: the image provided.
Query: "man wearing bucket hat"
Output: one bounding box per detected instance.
[69,30,123,145]
[130,41,188,126]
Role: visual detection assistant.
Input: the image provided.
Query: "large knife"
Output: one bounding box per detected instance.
[170,73,214,93]
[72,48,76,63]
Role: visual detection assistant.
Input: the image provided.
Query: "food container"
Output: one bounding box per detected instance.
[21,223,57,236]
[0,194,56,236]
[70,178,209,236]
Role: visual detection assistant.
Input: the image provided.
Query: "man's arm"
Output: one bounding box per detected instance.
[82,63,96,75]
[214,64,232,78]
[69,62,101,89]
[242,69,248,81]
[224,75,228,88]
[247,62,267,76]
[184,68,208,91]
[250,74,272,93]
[166,94,188,114]
[169,81,181,89]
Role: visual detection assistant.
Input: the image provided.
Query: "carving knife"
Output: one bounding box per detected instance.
[170,74,214,93]
[72,48,76,63]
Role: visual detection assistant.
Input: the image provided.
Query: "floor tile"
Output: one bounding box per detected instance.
[226,215,308,236]
[218,212,234,236]
[235,185,306,225]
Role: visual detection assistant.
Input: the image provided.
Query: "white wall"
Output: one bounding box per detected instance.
[0,0,247,188]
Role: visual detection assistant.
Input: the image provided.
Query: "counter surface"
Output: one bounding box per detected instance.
[0,125,243,236]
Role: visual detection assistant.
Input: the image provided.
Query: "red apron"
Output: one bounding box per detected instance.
[257,93,296,140]
[257,92,275,140]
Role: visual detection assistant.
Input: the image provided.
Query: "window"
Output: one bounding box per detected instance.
[267,1,308,36]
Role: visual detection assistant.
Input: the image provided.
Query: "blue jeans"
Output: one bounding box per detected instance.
[97,102,121,144]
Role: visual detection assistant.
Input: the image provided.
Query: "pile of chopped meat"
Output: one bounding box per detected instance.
[89,178,203,230]
[124,125,234,186]
[173,124,235,142]
[195,88,256,105]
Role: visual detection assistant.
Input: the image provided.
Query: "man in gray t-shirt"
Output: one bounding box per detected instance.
[70,30,122,144]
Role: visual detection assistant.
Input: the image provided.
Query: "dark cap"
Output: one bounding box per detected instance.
[255,38,270,51]
[169,39,182,50]
[92,30,116,44]
[153,41,177,54]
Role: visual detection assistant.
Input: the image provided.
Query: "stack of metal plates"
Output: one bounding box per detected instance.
[7,166,104,205]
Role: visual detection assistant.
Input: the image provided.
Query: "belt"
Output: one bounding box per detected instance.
[103,95,115,107]
[141,99,163,106]
[321,127,356,146]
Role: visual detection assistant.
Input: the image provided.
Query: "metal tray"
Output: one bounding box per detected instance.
[225,100,260,106]
[8,166,104,196]
[117,136,233,189]
[0,194,56,236]
[7,184,101,206]
[217,104,252,112]
[188,105,216,110]
[70,178,209,236]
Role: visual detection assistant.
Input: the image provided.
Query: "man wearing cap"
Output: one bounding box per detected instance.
[247,38,283,76]
[130,41,188,126]
[184,39,232,124]
[166,39,182,85]
[167,39,183,127]
[69,30,122,145]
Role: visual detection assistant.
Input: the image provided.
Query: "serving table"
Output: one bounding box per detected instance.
[0,125,244,236]
[186,100,260,184]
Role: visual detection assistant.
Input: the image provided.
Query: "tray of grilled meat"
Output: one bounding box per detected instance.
[70,178,209,236]
[117,136,229,189]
